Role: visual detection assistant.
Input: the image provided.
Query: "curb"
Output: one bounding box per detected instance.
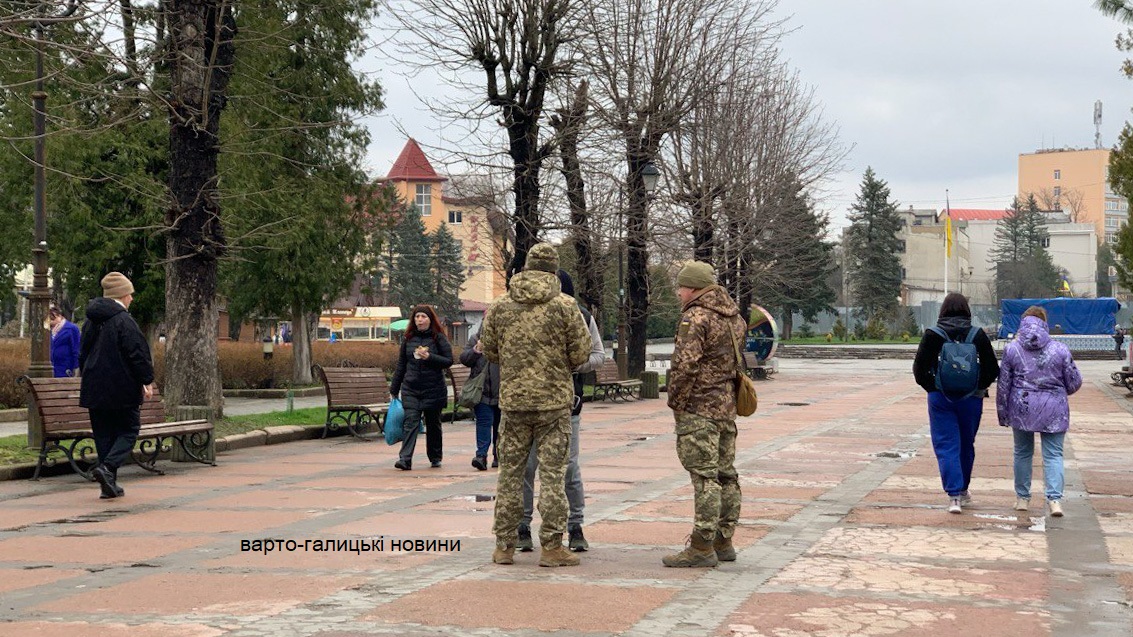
[222,387,326,399]
[0,409,28,423]
[0,423,329,482]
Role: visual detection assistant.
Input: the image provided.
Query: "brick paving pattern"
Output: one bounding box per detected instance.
[0,358,1130,636]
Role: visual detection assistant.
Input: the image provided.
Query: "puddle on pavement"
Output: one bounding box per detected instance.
[1028,516,1047,532]
[777,402,811,407]
[448,494,495,502]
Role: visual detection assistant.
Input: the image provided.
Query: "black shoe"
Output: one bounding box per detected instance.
[91,465,121,499]
[568,523,589,552]
[472,456,487,471]
[491,457,498,468]
[430,460,442,468]
[394,459,411,471]
[516,523,534,552]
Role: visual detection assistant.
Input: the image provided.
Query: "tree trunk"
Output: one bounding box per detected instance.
[692,195,715,263]
[291,305,314,385]
[163,0,235,420]
[626,171,649,378]
[505,113,544,275]
[780,309,793,340]
[553,82,602,319]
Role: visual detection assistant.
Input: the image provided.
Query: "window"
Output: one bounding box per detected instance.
[896,240,905,253]
[415,184,432,216]
[1054,169,1061,180]
[1053,186,1061,197]
[1041,236,1050,248]
[449,209,463,224]
[901,267,907,279]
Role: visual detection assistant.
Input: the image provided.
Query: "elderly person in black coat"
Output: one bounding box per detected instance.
[79,272,156,499]
[391,304,453,470]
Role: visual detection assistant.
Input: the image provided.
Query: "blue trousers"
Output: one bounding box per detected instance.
[1013,429,1065,501]
[473,402,500,461]
[927,392,983,497]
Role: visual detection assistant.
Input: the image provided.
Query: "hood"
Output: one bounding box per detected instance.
[85,297,127,324]
[684,285,740,318]
[936,315,972,335]
[1015,315,1051,350]
[508,270,560,305]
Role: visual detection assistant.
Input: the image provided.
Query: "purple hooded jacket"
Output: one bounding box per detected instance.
[996,315,1083,433]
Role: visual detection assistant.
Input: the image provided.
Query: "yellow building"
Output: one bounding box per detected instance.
[382,139,508,306]
[1018,147,1128,244]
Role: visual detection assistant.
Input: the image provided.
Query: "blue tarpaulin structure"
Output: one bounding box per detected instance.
[999,297,1120,337]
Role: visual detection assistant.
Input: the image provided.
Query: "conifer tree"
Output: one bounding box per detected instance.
[431,223,465,323]
[989,196,1061,300]
[845,168,903,321]
[389,205,434,315]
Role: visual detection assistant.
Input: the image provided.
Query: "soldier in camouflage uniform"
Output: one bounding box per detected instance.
[663,261,747,568]
[480,243,592,567]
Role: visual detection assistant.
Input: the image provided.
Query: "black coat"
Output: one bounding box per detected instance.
[79,298,155,409]
[391,331,453,411]
[459,332,500,406]
[912,316,999,394]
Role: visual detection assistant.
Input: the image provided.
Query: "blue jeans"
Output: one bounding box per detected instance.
[1013,429,1065,501]
[927,392,983,497]
[473,402,500,461]
[522,413,584,526]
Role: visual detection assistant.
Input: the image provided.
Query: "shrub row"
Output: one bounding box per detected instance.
[0,338,438,408]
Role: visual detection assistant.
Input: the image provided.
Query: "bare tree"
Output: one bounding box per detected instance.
[390,0,584,273]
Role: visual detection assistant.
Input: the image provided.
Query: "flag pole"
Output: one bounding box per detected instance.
[944,190,950,297]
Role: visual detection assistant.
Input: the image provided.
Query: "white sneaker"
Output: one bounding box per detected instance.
[948,497,962,514]
[1049,500,1063,517]
[959,491,972,506]
[1014,498,1029,511]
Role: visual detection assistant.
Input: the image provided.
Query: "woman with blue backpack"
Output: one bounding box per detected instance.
[913,293,1000,514]
[996,305,1081,517]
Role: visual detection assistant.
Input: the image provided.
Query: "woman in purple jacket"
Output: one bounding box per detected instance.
[996,306,1082,517]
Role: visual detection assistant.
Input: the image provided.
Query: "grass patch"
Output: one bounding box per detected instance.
[0,434,56,465]
[216,406,327,438]
[782,336,912,345]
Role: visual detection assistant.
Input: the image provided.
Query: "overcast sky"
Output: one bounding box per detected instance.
[359,1,1133,230]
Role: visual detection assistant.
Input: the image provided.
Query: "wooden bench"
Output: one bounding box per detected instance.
[313,364,389,439]
[448,365,472,423]
[20,377,214,481]
[591,359,642,401]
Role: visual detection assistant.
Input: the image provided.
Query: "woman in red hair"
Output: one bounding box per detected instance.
[390,305,453,470]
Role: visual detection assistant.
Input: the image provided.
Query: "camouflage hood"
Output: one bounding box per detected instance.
[683,285,740,320]
[508,270,560,305]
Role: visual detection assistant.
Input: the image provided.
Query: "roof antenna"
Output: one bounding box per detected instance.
[1095,100,1104,149]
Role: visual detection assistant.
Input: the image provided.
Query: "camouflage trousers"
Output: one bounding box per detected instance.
[493,408,571,549]
[674,410,741,542]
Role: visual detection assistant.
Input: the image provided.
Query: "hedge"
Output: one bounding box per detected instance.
[0,338,438,409]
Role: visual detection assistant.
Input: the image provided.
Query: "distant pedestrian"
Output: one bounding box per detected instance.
[480,243,591,567]
[79,272,156,499]
[516,269,605,554]
[390,304,453,470]
[912,292,999,514]
[1114,327,1125,361]
[460,323,500,471]
[48,307,80,378]
[997,306,1082,517]
[663,261,747,568]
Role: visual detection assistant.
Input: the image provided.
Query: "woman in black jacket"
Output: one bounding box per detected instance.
[912,292,999,514]
[391,305,453,470]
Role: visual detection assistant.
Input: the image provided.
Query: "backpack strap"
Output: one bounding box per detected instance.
[927,326,951,342]
[963,326,980,344]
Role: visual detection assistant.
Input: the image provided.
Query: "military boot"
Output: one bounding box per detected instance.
[538,536,580,567]
[713,531,736,562]
[492,545,515,565]
[662,534,718,568]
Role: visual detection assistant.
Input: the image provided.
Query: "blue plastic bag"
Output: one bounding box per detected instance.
[384,397,405,445]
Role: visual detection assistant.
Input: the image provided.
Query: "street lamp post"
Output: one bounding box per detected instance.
[616,160,660,379]
[26,2,81,450]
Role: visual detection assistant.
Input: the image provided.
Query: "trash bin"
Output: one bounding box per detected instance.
[640,371,659,399]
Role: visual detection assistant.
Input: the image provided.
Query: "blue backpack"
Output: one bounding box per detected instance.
[928,326,981,399]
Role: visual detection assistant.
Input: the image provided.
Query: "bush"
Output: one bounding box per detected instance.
[796,323,815,338]
[864,317,888,341]
[0,339,29,409]
[831,317,847,340]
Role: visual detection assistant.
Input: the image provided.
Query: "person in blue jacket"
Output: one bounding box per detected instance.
[49,307,81,378]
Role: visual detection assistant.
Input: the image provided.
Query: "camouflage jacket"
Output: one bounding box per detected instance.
[480,270,591,412]
[667,285,747,420]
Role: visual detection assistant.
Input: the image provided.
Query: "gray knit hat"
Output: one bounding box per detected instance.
[525,242,559,274]
[676,261,716,289]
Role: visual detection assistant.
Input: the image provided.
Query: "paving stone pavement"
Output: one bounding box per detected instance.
[1,358,1131,636]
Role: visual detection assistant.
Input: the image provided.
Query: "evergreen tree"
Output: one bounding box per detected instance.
[389,205,434,314]
[989,196,1061,300]
[431,223,465,322]
[753,176,836,337]
[845,168,903,320]
[1107,123,1133,292]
